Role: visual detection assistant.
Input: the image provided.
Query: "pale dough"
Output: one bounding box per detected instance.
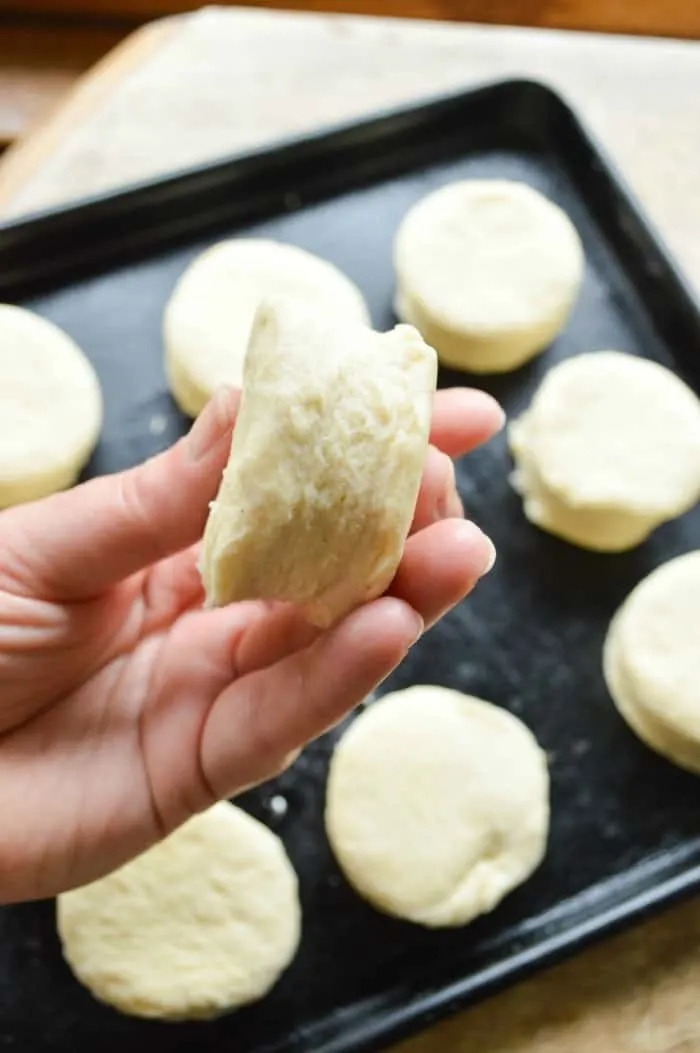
[509,351,700,551]
[603,551,700,773]
[163,237,371,416]
[393,179,583,373]
[325,686,549,927]
[0,304,102,507]
[199,299,436,627]
[57,802,301,1020]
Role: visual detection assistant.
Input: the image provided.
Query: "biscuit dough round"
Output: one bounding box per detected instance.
[393,180,583,373]
[325,686,549,927]
[0,304,102,507]
[509,351,700,551]
[604,551,700,773]
[57,802,301,1020]
[164,238,371,416]
[200,300,436,628]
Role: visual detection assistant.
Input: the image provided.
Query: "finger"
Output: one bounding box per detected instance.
[390,518,495,629]
[0,386,499,603]
[207,441,487,667]
[411,445,463,533]
[217,394,501,668]
[204,514,496,680]
[140,602,263,829]
[2,387,240,601]
[137,544,205,630]
[234,444,469,669]
[147,517,494,825]
[231,603,321,677]
[200,597,423,797]
[220,494,494,677]
[430,388,505,458]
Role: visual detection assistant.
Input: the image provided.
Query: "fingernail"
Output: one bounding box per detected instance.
[408,609,425,646]
[187,386,237,462]
[482,535,497,575]
[459,520,496,577]
[493,402,507,432]
[393,599,424,647]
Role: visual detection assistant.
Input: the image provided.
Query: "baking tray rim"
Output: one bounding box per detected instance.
[0,76,698,327]
[308,847,700,1053]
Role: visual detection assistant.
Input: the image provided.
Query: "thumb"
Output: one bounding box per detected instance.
[1,387,239,601]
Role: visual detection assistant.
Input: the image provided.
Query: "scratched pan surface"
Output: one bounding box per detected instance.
[1,79,700,1053]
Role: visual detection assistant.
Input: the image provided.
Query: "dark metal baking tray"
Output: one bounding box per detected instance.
[1,78,700,1053]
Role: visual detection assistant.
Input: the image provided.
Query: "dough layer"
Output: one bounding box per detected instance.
[0,304,102,507]
[57,802,301,1020]
[510,351,700,551]
[393,179,583,373]
[325,685,549,927]
[603,551,700,773]
[200,300,436,628]
[164,238,370,416]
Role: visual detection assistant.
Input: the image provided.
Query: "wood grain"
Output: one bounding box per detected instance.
[0,21,127,146]
[0,18,176,199]
[2,0,700,39]
[397,892,700,1053]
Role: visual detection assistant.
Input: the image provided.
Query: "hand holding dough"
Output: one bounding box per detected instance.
[200,301,437,628]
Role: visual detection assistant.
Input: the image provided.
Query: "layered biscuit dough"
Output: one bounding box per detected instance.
[604,552,700,773]
[509,351,700,551]
[0,304,102,507]
[164,238,371,416]
[200,300,436,628]
[393,180,584,373]
[57,802,301,1020]
[325,686,549,928]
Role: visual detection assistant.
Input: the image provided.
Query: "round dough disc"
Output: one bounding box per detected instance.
[57,802,301,1020]
[200,300,436,628]
[604,551,700,773]
[164,238,371,416]
[509,351,700,551]
[393,179,583,373]
[0,304,102,507]
[325,686,549,927]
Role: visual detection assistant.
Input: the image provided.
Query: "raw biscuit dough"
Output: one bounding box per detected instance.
[57,802,301,1020]
[509,351,700,551]
[393,180,583,373]
[325,686,549,927]
[200,300,436,627]
[164,238,371,416]
[0,304,102,507]
[604,551,700,773]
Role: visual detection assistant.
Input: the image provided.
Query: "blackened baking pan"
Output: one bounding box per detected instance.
[1,78,700,1053]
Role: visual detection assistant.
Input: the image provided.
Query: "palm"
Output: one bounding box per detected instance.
[0,386,501,903]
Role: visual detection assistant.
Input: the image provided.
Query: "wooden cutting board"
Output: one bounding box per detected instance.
[1,10,700,1051]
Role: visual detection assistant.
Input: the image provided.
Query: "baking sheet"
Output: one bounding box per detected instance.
[1,79,700,1053]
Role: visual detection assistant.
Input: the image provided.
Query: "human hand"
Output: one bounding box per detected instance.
[0,386,502,903]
